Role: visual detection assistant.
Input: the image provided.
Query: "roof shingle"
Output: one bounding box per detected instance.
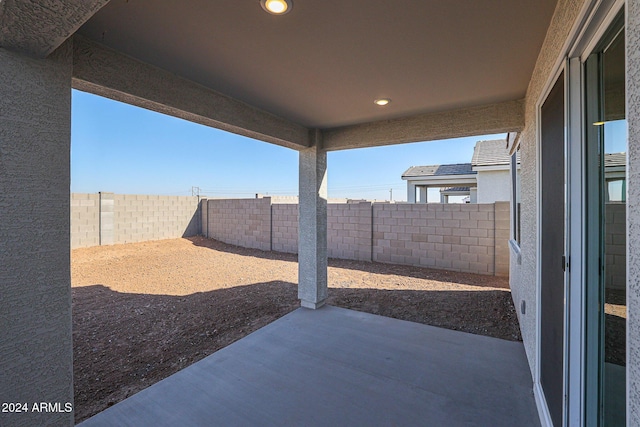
[605,152,626,168]
[402,163,475,178]
[471,139,510,167]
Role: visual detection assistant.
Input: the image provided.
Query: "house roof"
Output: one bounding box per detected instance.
[471,139,511,167]
[440,187,471,193]
[402,163,476,179]
[605,152,626,168]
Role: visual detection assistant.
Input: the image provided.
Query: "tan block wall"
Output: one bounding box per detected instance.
[271,202,373,261]
[83,194,509,277]
[205,198,509,276]
[70,193,100,249]
[372,203,500,275]
[113,194,200,244]
[494,201,510,276]
[271,203,298,253]
[605,203,626,291]
[206,198,272,251]
[328,202,372,261]
[70,193,199,248]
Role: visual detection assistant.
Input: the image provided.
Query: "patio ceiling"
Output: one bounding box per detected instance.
[77,0,557,132]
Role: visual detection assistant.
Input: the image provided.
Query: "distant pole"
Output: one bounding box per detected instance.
[389,188,393,202]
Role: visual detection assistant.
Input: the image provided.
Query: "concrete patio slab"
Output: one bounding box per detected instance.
[79,305,540,427]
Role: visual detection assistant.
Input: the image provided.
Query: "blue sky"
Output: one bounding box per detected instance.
[71,90,507,201]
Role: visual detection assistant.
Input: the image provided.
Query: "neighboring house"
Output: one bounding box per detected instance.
[440,186,472,203]
[401,163,476,203]
[402,139,519,203]
[472,139,518,203]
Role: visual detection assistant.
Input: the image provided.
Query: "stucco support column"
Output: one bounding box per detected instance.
[419,186,428,203]
[407,182,417,203]
[627,0,640,423]
[470,188,478,204]
[0,42,73,426]
[298,130,328,309]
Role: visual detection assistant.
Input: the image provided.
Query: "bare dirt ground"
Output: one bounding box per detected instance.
[72,236,520,424]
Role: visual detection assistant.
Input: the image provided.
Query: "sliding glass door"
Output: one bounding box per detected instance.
[540,71,566,427]
[584,13,626,426]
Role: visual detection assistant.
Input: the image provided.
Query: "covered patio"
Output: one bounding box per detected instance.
[3,0,640,425]
[79,306,538,427]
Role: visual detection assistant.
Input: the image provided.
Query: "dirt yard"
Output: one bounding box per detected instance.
[72,236,520,423]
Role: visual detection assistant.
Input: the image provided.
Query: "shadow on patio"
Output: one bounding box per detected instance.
[78,304,538,427]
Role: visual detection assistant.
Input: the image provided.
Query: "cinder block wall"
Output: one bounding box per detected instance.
[606,203,626,290]
[70,193,100,248]
[494,201,511,276]
[328,202,372,261]
[372,203,500,275]
[72,194,510,276]
[200,198,209,238]
[271,203,298,253]
[270,202,373,261]
[206,198,272,251]
[70,193,200,248]
[207,198,510,276]
[113,194,199,244]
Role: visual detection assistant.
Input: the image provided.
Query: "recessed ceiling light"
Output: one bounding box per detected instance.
[374,98,391,106]
[260,0,292,15]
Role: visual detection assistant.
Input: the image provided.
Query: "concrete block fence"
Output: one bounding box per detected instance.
[268,202,373,262]
[71,193,200,249]
[70,193,100,248]
[201,198,510,276]
[72,193,509,276]
[203,197,272,251]
[372,202,510,276]
[606,203,626,290]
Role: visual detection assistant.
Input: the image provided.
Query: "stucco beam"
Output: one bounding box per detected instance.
[71,35,310,150]
[322,99,525,151]
[0,0,109,57]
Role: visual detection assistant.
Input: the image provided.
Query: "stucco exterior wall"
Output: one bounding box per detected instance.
[0,43,74,427]
[627,0,640,422]
[476,170,511,203]
[510,0,586,379]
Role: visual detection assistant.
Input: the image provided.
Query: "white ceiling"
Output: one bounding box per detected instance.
[79,0,558,129]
